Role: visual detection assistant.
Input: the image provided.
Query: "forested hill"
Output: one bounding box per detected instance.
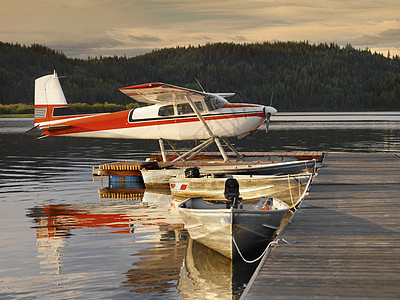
[1,41,399,111]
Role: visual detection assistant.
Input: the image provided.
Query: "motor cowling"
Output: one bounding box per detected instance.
[263,105,277,117]
[140,161,160,170]
[263,106,277,133]
[224,178,239,200]
[185,167,200,178]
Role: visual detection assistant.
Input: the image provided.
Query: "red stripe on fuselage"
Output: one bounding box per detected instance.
[42,110,265,136]
[222,103,261,108]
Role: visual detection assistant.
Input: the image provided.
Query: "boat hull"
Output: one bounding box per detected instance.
[178,197,289,260]
[171,173,313,208]
[232,209,287,258]
[179,208,232,258]
[142,159,316,188]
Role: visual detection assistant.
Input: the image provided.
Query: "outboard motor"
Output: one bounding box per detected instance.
[140,161,160,170]
[224,178,242,209]
[185,167,200,178]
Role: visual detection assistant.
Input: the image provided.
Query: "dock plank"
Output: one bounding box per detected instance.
[242,152,400,299]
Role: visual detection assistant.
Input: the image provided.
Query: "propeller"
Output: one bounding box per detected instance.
[265,112,271,133]
[263,92,276,133]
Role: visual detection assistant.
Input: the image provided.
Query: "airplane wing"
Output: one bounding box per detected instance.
[118,82,207,104]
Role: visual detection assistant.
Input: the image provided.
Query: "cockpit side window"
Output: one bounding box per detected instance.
[159,101,205,116]
[177,103,193,115]
[194,101,204,112]
[158,105,174,116]
[177,101,204,115]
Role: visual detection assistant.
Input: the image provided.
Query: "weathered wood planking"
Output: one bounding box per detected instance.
[242,152,400,299]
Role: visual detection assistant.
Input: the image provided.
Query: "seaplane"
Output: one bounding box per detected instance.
[31,71,277,162]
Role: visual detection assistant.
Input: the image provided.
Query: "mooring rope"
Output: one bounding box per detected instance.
[232,235,298,264]
[288,174,294,207]
[279,238,297,245]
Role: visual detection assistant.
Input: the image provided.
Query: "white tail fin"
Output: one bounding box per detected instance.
[34,71,68,125]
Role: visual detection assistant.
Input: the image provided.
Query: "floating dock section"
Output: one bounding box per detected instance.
[242,152,400,299]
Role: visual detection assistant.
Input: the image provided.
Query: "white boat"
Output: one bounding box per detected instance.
[177,180,290,260]
[170,172,313,208]
[141,159,317,188]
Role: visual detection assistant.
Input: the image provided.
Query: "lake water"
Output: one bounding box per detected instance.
[1,118,399,299]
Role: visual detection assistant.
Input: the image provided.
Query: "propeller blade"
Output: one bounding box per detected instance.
[270,92,274,106]
[265,113,271,133]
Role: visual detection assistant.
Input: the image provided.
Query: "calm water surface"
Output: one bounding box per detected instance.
[1,118,399,299]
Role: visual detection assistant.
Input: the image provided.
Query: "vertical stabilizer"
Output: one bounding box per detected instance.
[34,71,68,125]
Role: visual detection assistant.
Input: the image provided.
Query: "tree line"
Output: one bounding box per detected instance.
[0,41,399,111]
[0,102,140,115]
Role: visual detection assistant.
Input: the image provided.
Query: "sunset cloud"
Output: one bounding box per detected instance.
[0,0,399,58]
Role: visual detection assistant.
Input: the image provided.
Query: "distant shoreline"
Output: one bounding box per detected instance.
[2,112,400,122]
[0,114,34,118]
[272,112,400,121]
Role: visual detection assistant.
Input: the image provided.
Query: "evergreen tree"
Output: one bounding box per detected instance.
[0,41,399,111]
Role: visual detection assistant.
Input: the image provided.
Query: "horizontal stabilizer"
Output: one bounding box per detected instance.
[25,125,42,136]
[37,124,72,131]
[25,124,73,139]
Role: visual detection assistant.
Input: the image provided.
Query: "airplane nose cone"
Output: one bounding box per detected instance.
[263,106,277,116]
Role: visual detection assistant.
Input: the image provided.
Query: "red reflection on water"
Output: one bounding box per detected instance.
[32,204,185,238]
[34,205,133,238]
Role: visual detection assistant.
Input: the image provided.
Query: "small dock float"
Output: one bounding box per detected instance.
[93,151,324,177]
[98,188,145,201]
[241,152,400,299]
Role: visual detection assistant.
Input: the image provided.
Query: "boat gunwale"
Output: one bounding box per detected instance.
[177,197,290,214]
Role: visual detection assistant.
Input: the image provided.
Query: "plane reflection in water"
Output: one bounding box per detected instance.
[28,204,135,274]
[26,184,186,282]
[27,177,290,297]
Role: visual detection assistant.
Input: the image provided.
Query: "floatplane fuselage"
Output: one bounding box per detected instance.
[32,71,277,161]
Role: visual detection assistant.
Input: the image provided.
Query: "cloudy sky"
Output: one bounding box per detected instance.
[1,0,400,58]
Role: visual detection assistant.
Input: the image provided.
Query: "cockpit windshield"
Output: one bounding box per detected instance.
[158,95,226,117]
[204,95,226,110]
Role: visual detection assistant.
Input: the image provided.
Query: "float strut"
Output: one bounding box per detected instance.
[159,139,167,162]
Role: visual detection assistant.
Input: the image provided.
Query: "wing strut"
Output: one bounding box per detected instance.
[159,139,167,162]
[184,94,229,162]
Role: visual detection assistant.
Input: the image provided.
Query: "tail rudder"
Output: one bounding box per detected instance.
[34,70,68,125]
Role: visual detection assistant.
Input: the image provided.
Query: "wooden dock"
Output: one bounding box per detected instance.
[242,152,400,299]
